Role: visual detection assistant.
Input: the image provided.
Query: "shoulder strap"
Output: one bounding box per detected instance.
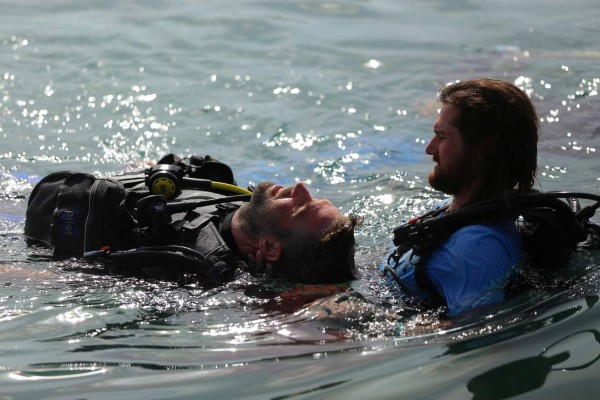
[391,191,597,269]
[193,222,239,282]
[388,190,600,307]
[89,193,247,283]
[92,221,242,284]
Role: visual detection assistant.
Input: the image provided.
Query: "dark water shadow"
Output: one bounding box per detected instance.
[467,329,600,400]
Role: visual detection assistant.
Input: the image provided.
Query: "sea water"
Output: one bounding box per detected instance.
[1,1,599,399]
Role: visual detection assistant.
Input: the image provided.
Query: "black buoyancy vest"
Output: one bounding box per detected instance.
[108,184,248,282]
[385,191,600,305]
[24,154,251,283]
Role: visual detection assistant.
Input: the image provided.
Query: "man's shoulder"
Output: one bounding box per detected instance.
[434,220,522,270]
[451,220,520,243]
[426,220,523,314]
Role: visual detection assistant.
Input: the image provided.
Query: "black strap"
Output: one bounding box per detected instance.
[388,190,600,308]
[104,219,240,283]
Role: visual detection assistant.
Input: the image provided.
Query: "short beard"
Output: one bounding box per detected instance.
[237,181,283,238]
[428,168,464,195]
[428,151,477,196]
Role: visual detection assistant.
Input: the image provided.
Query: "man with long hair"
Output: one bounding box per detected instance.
[382,78,539,315]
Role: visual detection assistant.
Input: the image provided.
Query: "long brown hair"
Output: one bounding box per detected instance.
[438,78,539,194]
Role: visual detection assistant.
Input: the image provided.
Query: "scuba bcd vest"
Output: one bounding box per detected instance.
[385,190,600,299]
[24,153,253,283]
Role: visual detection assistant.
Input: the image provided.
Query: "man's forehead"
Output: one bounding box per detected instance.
[436,104,461,129]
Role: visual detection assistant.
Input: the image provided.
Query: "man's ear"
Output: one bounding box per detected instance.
[258,237,282,262]
[476,136,496,162]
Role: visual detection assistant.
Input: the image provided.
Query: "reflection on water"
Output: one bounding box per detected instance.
[10,367,107,381]
[468,329,600,400]
[2,163,600,399]
[468,351,570,400]
[2,0,600,398]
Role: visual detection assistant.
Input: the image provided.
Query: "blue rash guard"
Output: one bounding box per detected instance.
[381,200,523,316]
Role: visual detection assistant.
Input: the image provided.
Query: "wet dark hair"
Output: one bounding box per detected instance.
[438,78,539,193]
[271,214,362,284]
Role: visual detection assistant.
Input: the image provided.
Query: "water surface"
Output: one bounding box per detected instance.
[1,1,600,398]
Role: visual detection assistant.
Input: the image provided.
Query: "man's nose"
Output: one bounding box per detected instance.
[425,136,436,155]
[291,182,313,206]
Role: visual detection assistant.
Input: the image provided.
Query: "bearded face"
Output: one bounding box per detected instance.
[237,181,284,237]
[237,181,342,240]
[247,182,291,236]
[426,104,479,197]
[428,146,477,195]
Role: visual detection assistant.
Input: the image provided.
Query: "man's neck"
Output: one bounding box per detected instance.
[449,194,471,211]
[448,178,485,211]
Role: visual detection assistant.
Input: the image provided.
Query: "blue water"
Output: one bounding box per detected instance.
[1,1,600,399]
